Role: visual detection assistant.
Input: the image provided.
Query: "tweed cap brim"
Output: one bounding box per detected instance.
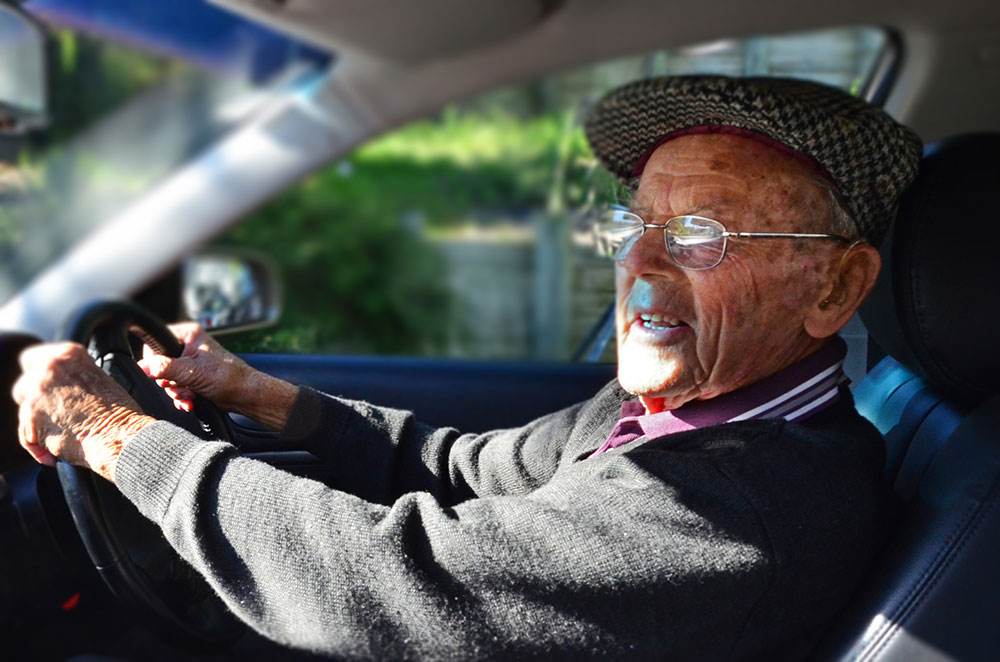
[584,75,923,246]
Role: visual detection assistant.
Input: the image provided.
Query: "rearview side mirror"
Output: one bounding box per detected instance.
[181,251,282,334]
[0,2,48,135]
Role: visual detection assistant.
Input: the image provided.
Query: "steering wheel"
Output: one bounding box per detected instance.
[56,300,244,649]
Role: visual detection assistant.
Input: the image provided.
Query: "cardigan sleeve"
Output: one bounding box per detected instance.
[114,418,772,660]
[272,381,625,504]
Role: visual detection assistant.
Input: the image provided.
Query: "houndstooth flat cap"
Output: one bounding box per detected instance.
[584,75,923,246]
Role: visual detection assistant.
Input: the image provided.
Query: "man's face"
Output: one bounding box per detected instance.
[615,133,842,409]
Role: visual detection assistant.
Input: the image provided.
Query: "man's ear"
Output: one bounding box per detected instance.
[804,242,881,339]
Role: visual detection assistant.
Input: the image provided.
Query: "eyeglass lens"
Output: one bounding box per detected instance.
[593,209,642,260]
[594,209,728,270]
[664,216,727,270]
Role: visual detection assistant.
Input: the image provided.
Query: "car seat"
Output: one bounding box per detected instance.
[814,134,1000,661]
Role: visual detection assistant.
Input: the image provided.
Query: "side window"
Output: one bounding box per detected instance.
[217,27,889,362]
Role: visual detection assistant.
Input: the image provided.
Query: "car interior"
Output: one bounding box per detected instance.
[1,0,999,660]
[813,134,1000,659]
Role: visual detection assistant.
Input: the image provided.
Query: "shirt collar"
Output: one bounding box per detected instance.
[592,337,848,456]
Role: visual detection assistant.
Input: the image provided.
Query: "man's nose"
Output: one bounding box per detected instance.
[620,226,678,276]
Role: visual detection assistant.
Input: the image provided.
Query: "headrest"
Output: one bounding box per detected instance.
[861,134,1000,404]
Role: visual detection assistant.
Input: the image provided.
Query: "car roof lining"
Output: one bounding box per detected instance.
[211,0,1000,143]
[211,0,563,63]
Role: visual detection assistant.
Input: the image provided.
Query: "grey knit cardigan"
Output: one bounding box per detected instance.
[116,380,890,660]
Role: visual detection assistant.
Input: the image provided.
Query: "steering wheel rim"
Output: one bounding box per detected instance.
[57,299,244,649]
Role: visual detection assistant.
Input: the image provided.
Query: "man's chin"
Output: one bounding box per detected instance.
[617,341,684,397]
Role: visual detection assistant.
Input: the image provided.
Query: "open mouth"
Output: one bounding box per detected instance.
[637,313,687,330]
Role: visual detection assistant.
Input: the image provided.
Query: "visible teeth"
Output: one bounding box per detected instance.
[637,313,684,329]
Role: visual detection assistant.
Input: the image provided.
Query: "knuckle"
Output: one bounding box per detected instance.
[14,381,37,406]
[18,345,40,370]
[65,342,87,358]
[29,407,46,428]
[172,322,203,341]
[40,365,58,386]
[18,420,34,449]
[56,342,86,363]
[11,377,24,404]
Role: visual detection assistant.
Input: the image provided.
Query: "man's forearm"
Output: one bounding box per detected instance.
[100,371,297,482]
[232,371,299,431]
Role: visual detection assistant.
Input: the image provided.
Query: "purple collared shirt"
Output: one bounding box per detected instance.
[591,338,849,458]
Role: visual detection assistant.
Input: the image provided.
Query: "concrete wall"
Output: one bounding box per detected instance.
[433,216,615,361]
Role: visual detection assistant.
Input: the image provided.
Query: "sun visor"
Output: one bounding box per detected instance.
[211,0,563,63]
[27,0,331,84]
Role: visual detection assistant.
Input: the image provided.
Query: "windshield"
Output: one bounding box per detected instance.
[0,0,330,305]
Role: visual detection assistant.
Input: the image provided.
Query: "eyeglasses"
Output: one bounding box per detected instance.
[593,206,858,270]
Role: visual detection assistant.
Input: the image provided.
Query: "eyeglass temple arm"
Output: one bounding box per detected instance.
[633,225,856,242]
[630,224,861,244]
[725,231,858,242]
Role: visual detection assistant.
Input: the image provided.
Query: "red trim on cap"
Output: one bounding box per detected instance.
[631,125,838,186]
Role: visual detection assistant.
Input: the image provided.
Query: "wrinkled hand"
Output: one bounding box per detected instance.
[137,323,254,414]
[137,322,298,430]
[12,342,155,482]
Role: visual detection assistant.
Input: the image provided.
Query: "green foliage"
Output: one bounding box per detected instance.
[348,108,600,221]
[217,107,606,356]
[216,174,451,355]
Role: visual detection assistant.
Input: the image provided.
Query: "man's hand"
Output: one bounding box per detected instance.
[12,343,155,482]
[137,323,254,414]
[137,323,298,430]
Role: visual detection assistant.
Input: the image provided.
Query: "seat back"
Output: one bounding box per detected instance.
[853,358,965,499]
[815,134,1000,661]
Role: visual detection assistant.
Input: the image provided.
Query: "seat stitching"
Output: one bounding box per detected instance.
[859,483,1000,661]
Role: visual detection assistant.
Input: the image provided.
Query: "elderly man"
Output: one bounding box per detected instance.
[13,76,921,659]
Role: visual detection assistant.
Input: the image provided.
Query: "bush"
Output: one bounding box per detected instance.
[216,108,604,356]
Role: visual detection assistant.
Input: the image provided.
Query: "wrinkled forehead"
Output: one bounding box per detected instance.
[633,133,829,231]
